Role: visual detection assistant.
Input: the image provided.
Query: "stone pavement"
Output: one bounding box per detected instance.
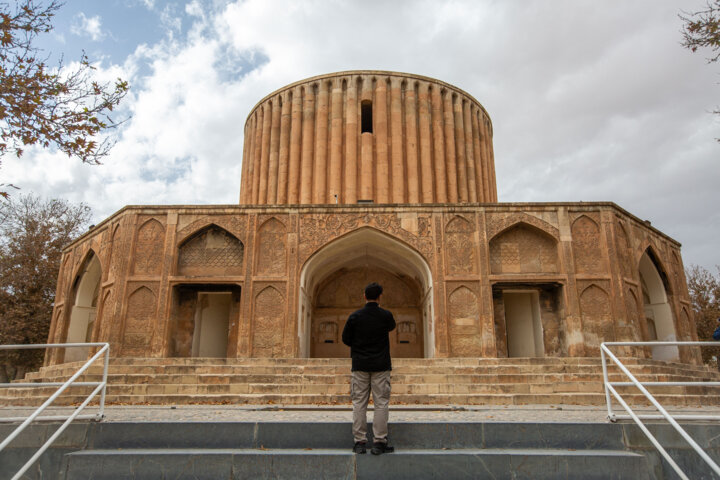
[3,404,720,423]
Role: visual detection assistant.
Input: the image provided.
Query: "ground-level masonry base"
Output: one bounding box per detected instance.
[2,419,720,479]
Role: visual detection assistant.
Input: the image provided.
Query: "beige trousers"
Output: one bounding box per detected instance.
[351,370,391,444]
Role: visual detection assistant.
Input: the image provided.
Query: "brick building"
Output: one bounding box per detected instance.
[45,71,699,366]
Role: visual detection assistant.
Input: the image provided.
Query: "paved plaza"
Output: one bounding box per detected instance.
[3,403,720,423]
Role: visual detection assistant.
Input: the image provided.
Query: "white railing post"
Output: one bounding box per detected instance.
[600,346,614,421]
[601,341,720,479]
[0,342,110,479]
[98,343,110,420]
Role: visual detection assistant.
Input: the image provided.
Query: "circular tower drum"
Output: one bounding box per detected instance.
[239,71,497,205]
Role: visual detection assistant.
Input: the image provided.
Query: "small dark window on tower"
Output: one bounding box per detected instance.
[361,100,373,133]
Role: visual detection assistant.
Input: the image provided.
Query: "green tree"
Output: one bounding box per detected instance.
[0,0,129,197]
[685,264,720,366]
[0,193,91,381]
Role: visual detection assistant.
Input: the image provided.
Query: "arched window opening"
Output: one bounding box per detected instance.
[361,100,373,133]
[639,250,677,360]
[66,252,102,362]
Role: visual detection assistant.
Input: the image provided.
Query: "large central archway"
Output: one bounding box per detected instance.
[298,228,434,358]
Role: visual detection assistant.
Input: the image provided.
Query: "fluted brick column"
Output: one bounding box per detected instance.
[288,88,302,204]
[300,85,315,204]
[443,91,458,203]
[418,82,433,203]
[375,78,390,203]
[239,71,496,205]
[268,97,281,203]
[405,82,420,204]
[259,104,272,204]
[277,92,291,204]
[345,79,358,204]
[463,100,477,203]
[390,77,404,203]
[329,79,343,203]
[431,86,447,203]
[313,81,329,203]
[453,95,468,202]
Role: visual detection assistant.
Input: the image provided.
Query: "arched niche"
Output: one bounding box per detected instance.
[65,251,102,362]
[177,225,244,276]
[579,284,614,357]
[571,215,603,274]
[639,249,678,360]
[298,227,433,358]
[489,223,558,274]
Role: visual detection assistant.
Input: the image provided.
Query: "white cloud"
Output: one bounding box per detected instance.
[5,0,720,271]
[71,13,105,42]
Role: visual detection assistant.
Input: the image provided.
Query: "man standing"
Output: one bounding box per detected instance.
[342,282,396,455]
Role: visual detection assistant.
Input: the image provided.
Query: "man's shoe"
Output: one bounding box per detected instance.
[371,441,394,455]
[353,441,367,454]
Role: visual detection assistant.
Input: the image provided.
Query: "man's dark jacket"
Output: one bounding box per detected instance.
[342,301,396,372]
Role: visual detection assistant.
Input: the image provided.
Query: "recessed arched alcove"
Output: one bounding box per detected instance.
[639,248,678,361]
[298,227,433,358]
[65,252,102,362]
[177,224,244,277]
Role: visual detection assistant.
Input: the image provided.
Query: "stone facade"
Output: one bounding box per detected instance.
[46,71,699,365]
[47,203,698,365]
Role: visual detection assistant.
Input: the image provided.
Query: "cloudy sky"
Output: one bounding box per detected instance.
[3,0,719,270]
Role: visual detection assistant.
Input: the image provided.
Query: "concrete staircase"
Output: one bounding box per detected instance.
[2,420,720,479]
[2,357,720,407]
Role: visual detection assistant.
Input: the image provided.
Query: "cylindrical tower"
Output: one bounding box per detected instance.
[239,71,497,205]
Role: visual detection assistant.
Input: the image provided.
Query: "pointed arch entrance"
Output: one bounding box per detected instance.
[298,228,434,358]
[639,248,678,361]
[66,252,102,362]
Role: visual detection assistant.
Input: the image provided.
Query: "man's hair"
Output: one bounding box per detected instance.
[364,282,383,300]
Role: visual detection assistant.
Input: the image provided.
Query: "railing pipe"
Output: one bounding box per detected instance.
[611,381,720,387]
[0,414,99,422]
[10,383,105,480]
[600,347,613,420]
[0,342,110,350]
[0,341,109,480]
[3,382,102,387]
[601,341,720,478]
[606,383,689,480]
[0,344,108,453]
[98,343,110,419]
[613,414,720,421]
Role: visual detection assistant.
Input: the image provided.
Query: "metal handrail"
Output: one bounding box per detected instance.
[601,341,720,480]
[0,343,110,480]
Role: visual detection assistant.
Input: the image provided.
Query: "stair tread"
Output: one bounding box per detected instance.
[65,447,644,457]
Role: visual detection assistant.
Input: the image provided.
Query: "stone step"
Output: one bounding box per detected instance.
[8,357,718,409]
[4,381,716,397]
[41,355,710,367]
[0,421,631,450]
[5,420,720,479]
[61,447,651,480]
[23,363,717,379]
[3,392,719,407]
[16,372,713,385]
[84,421,630,449]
